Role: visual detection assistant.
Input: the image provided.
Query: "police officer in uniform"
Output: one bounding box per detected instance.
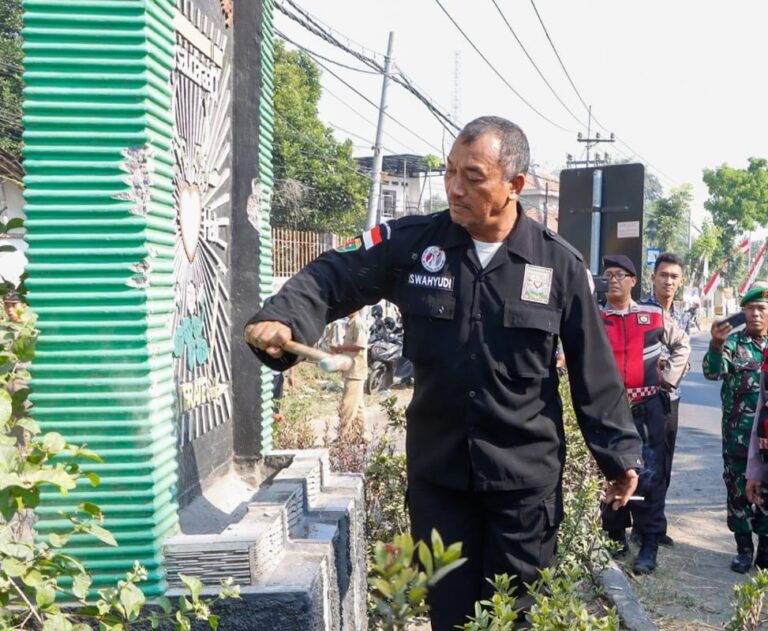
[246,116,642,630]
[599,255,689,575]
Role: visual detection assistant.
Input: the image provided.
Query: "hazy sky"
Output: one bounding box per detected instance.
[277,0,768,228]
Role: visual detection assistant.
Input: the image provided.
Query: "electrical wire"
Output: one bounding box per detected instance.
[276,1,458,134]
[277,30,381,75]
[490,0,586,129]
[432,0,574,133]
[527,0,678,186]
[302,47,446,154]
[320,84,420,154]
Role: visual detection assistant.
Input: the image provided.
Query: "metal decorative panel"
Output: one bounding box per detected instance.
[171,0,232,447]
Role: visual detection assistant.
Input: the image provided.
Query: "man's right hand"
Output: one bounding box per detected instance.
[747,479,764,506]
[245,321,293,358]
[709,318,731,350]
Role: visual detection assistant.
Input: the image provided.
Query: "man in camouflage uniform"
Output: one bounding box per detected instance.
[703,283,768,573]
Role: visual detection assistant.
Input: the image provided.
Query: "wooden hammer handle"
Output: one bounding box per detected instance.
[282,340,354,373]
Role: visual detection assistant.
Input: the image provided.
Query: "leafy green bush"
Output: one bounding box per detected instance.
[0,301,239,629]
[725,568,768,631]
[368,529,465,631]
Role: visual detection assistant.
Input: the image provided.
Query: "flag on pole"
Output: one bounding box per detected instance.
[740,241,768,295]
[702,267,722,300]
[735,239,750,255]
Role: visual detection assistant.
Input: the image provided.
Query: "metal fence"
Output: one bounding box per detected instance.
[272,227,344,277]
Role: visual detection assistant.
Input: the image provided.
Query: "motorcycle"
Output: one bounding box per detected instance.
[365,327,414,394]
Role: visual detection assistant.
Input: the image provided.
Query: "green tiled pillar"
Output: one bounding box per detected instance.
[22,0,177,595]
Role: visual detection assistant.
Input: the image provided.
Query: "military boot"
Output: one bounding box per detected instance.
[730,533,754,574]
[755,535,768,570]
[632,535,658,575]
[607,530,628,558]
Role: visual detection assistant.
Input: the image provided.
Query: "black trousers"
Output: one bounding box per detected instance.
[664,396,679,490]
[602,394,668,536]
[407,479,562,631]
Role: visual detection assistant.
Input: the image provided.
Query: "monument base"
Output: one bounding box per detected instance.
[164,449,367,631]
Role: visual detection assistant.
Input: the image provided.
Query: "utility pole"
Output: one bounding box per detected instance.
[568,105,615,168]
[365,32,395,230]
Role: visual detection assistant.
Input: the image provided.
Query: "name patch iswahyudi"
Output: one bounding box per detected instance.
[408,273,454,292]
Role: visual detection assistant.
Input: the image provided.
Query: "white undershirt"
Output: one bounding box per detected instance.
[472,239,504,269]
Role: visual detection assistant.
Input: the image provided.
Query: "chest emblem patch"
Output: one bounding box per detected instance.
[421,246,446,273]
[521,264,553,304]
[637,313,651,325]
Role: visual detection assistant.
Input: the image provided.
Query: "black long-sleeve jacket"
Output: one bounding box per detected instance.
[249,207,642,491]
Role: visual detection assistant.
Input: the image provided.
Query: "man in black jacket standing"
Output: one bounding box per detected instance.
[246,116,642,630]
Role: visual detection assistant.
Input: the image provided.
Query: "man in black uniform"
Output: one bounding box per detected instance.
[246,116,642,630]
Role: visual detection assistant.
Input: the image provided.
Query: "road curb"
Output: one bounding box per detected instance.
[598,560,658,631]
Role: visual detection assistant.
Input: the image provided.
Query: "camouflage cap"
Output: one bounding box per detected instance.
[740,282,768,306]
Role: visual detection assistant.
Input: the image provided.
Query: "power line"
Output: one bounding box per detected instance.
[320,83,420,154]
[490,0,585,129]
[299,45,445,154]
[432,0,574,133]
[277,30,380,75]
[528,0,590,116]
[527,0,678,187]
[276,0,458,134]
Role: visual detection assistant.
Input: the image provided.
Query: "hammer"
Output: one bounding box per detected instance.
[282,340,353,373]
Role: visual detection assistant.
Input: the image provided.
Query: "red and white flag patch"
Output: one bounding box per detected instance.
[362,224,390,250]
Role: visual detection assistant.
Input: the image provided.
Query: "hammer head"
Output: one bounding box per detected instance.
[318,354,353,373]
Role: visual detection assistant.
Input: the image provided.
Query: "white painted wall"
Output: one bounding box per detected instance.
[0,180,27,287]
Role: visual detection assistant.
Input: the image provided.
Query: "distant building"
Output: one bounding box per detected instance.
[520,168,559,231]
[357,153,560,230]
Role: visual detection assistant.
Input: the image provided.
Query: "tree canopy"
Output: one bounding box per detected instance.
[272,42,369,235]
[0,0,22,161]
[644,184,692,255]
[702,157,768,285]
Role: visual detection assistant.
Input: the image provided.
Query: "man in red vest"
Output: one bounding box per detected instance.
[600,254,690,574]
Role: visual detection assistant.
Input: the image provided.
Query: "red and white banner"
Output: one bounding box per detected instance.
[736,239,750,256]
[740,241,768,295]
[702,267,722,300]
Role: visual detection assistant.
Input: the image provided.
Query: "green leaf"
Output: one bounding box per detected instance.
[0,390,11,427]
[119,582,145,619]
[208,614,220,630]
[42,613,73,631]
[5,218,24,231]
[417,541,433,577]
[72,573,92,600]
[15,417,40,435]
[85,523,117,547]
[156,595,173,614]
[79,501,103,518]
[36,582,57,608]
[180,574,203,601]
[428,558,467,587]
[1,557,26,577]
[41,432,66,454]
[74,446,103,463]
[21,568,44,587]
[49,532,69,548]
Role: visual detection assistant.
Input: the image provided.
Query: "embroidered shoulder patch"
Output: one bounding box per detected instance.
[521,264,553,304]
[335,237,362,253]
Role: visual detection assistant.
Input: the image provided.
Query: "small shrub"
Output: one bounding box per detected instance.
[725,568,768,631]
[0,302,239,630]
[368,529,465,631]
[273,394,315,450]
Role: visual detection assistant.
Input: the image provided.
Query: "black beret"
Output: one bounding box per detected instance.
[602,254,637,277]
